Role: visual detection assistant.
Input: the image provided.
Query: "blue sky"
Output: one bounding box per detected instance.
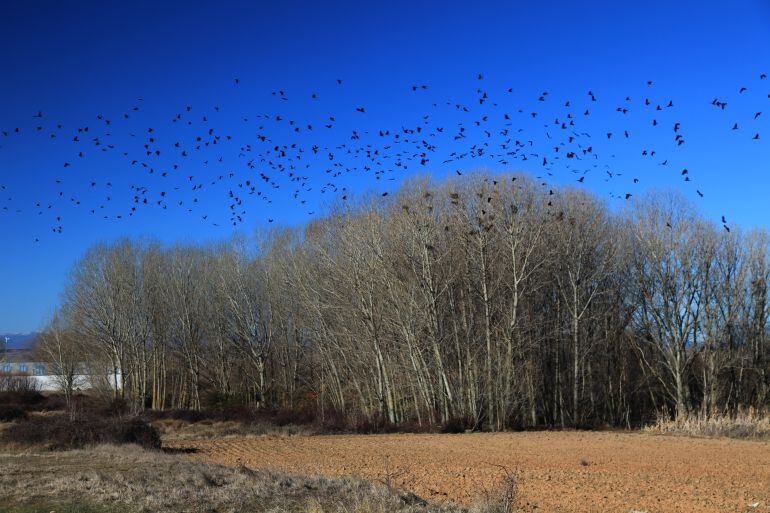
[1,0,770,332]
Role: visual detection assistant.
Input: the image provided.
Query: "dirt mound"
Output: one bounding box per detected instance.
[167,431,770,513]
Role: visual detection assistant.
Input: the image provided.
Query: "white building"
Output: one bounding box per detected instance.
[0,353,121,391]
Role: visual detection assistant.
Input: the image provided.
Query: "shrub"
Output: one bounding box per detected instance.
[143,409,208,423]
[0,414,161,450]
[143,405,319,428]
[40,393,68,411]
[219,404,258,423]
[0,390,46,409]
[477,467,519,513]
[318,409,352,433]
[442,416,473,434]
[353,413,396,434]
[271,407,316,426]
[96,398,130,417]
[0,390,71,414]
[0,405,27,422]
[0,375,40,393]
[111,417,161,448]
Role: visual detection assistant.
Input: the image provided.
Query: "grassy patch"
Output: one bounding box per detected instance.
[0,503,129,513]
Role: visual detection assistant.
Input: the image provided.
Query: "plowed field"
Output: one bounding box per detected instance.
[167,432,769,512]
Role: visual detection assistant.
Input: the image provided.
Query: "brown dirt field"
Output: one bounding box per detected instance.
[166,431,770,513]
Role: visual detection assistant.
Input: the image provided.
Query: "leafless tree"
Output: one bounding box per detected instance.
[47,173,769,427]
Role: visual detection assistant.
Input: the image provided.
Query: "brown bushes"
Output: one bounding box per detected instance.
[0,375,40,393]
[142,405,315,426]
[0,405,28,422]
[0,414,161,450]
[0,392,452,446]
[467,464,520,513]
[0,390,46,408]
[0,390,69,414]
[441,416,474,434]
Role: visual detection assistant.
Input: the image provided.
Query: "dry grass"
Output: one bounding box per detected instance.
[152,418,313,441]
[0,444,506,513]
[474,465,519,513]
[644,408,770,439]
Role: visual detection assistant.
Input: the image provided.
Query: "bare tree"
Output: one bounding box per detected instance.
[36,313,82,413]
[50,173,769,428]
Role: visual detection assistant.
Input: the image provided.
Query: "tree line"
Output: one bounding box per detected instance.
[38,173,770,429]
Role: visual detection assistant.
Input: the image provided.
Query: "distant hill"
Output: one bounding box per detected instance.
[0,333,39,350]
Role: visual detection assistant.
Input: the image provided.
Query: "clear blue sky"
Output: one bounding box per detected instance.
[1,0,770,333]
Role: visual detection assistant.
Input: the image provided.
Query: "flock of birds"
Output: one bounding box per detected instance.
[1,72,769,241]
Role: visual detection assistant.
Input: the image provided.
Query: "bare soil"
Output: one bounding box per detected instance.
[167,431,770,513]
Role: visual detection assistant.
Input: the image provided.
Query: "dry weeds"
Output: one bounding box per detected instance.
[0,444,509,513]
[151,418,313,441]
[644,408,770,439]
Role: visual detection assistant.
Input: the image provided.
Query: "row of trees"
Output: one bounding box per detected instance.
[38,173,770,429]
